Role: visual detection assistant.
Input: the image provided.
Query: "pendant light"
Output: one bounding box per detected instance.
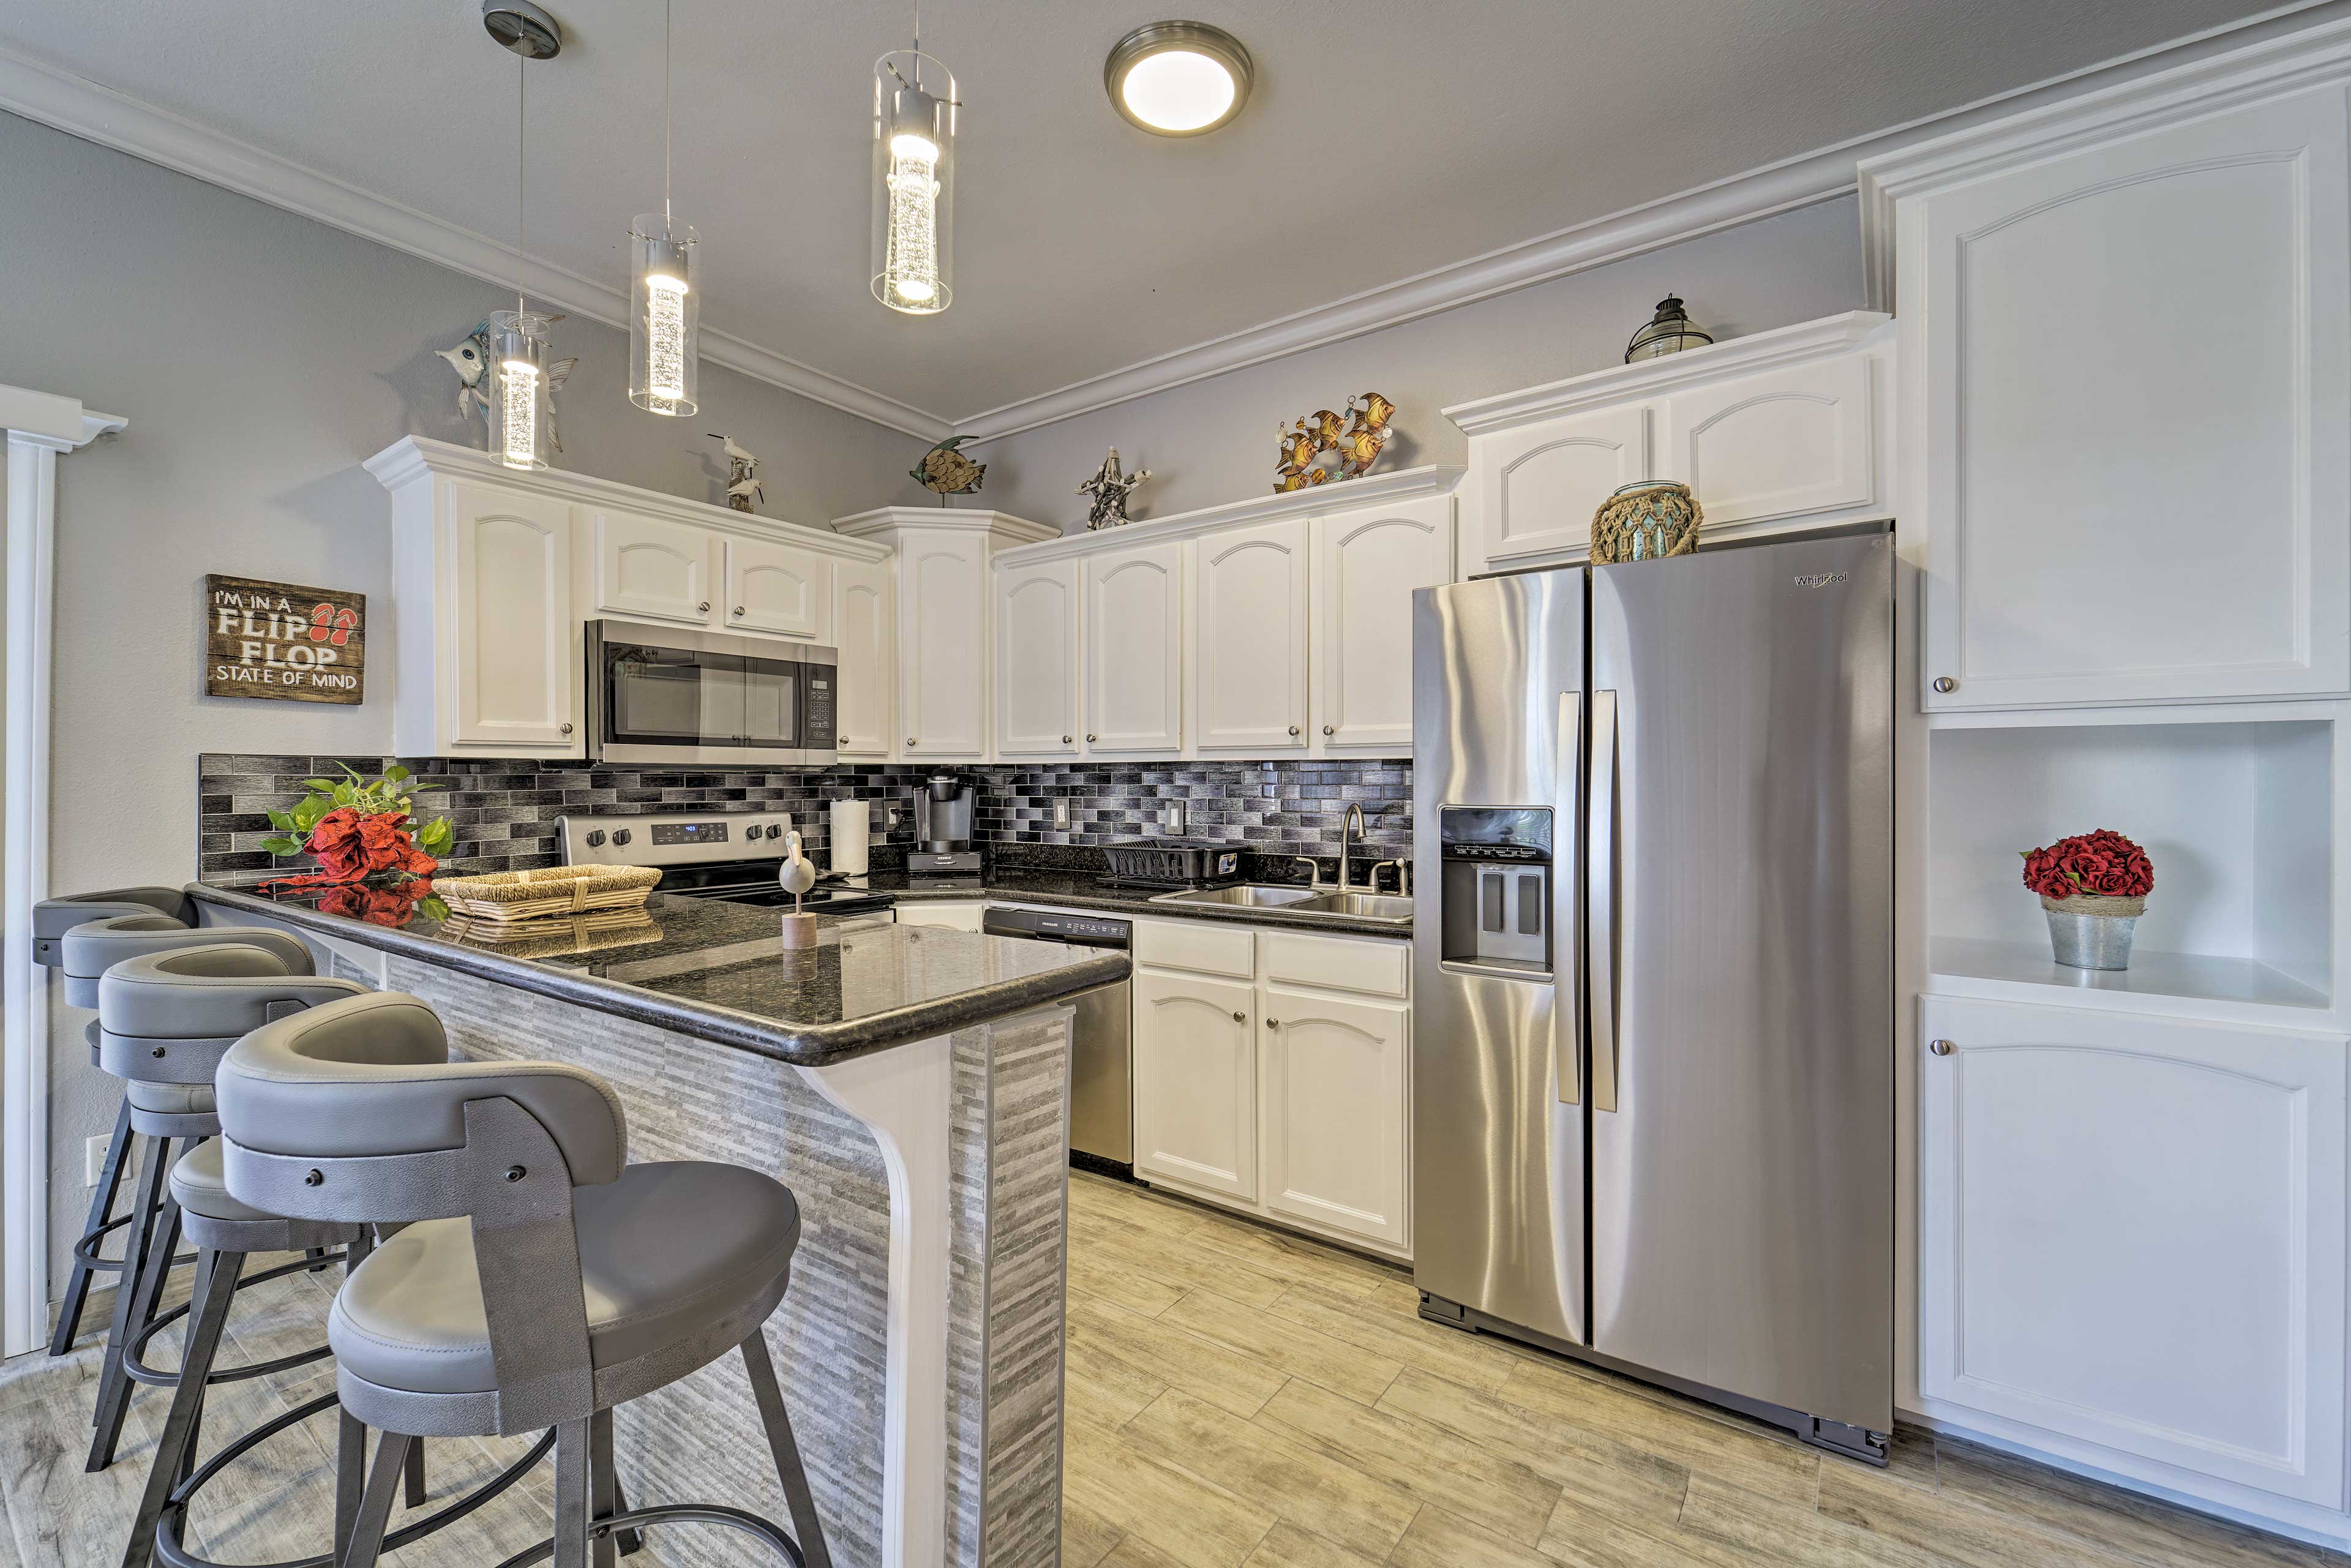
[484,1,560,471]
[871,1,956,315]
[629,0,700,415]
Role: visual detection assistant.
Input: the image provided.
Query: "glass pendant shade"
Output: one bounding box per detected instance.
[487,309,555,471]
[871,50,955,315]
[629,216,700,415]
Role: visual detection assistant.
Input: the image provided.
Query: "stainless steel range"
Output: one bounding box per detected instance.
[558,810,895,915]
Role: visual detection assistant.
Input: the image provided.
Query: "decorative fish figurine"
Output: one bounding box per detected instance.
[435,321,494,424]
[1354,391,1396,432]
[543,356,579,455]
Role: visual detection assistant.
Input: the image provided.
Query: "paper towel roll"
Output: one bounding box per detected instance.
[829,798,869,876]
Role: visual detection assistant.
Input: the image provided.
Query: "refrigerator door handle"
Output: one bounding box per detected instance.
[1556,689,1581,1105]
[1589,686,1619,1112]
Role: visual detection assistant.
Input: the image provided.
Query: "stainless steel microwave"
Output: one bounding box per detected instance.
[585,622,837,767]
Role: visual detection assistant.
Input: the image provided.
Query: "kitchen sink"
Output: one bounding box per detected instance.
[1150,883,1323,909]
[1293,891,1415,923]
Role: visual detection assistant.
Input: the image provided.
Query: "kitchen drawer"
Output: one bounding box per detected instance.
[1134,917,1255,979]
[1260,930,1409,999]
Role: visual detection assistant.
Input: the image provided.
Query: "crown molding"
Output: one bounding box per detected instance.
[364,435,895,560]
[832,507,1058,546]
[991,463,1466,567]
[1444,313,1889,435]
[0,45,954,443]
[1857,5,2351,311]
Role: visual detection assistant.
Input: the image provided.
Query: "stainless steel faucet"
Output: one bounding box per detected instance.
[1341,803,1365,891]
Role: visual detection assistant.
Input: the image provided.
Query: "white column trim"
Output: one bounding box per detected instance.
[4,387,124,1357]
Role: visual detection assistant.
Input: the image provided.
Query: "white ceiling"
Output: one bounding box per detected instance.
[0,0,2290,433]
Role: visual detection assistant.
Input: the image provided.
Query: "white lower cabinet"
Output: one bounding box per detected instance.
[1918,995,2347,1509]
[1261,985,1409,1249]
[1132,918,1412,1256]
[1133,969,1259,1202]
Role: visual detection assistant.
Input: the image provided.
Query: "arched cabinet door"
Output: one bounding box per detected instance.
[588,509,713,626]
[724,538,831,641]
[449,481,580,754]
[1084,541,1183,754]
[1133,970,1257,1202]
[1313,493,1454,751]
[1918,995,2346,1506]
[1260,985,1408,1248]
[1475,405,1650,565]
[898,534,988,759]
[1194,519,1310,751]
[831,557,895,759]
[994,560,1080,756]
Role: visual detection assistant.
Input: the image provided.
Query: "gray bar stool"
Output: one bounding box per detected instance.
[66,916,319,1472]
[110,945,547,1568]
[33,888,210,1356]
[219,991,833,1568]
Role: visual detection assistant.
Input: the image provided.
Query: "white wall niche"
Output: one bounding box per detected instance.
[1927,718,2334,1016]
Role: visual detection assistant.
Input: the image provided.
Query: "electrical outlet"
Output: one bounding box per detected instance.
[84,1133,111,1188]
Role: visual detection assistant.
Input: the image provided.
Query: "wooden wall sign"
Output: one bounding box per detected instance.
[204,575,366,703]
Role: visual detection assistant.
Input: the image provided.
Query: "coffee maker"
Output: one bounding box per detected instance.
[916,774,981,874]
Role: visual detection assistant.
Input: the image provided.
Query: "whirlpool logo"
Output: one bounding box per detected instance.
[1792,571,1848,589]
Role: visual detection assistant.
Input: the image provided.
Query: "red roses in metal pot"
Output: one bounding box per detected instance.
[2020,828,2154,902]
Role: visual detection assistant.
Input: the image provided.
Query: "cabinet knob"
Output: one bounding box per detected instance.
[1322,724,1335,736]
[1288,726,1300,737]
[907,737,918,747]
[1062,735,1074,745]
[1929,1038,1955,1056]
[560,722,574,736]
[698,600,711,613]
[733,606,746,617]
[1231,1011,1245,1023]
[1086,733,1097,743]
[1932,677,1957,694]
[1265,1018,1281,1029]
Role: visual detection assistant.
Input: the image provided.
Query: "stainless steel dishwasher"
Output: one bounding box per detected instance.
[981,907,1133,1174]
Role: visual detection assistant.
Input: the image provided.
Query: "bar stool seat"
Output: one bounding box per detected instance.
[166,1141,286,1230]
[127,1082,216,1117]
[332,1161,799,1397]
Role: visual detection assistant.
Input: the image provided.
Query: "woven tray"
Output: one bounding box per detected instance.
[442,909,664,957]
[433,863,661,922]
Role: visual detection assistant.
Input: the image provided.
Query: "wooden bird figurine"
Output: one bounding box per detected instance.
[778,829,817,906]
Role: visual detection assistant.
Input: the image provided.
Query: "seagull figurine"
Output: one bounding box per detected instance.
[710,433,765,511]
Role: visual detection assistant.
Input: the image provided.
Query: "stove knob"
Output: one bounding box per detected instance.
[766,824,784,840]
[612,829,632,847]
[585,830,607,848]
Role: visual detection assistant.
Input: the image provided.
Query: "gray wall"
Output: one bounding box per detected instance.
[964,197,1866,530]
[0,108,929,1288]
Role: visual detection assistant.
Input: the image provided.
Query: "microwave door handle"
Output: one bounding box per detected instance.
[1588,687,1619,1114]
[1555,689,1581,1106]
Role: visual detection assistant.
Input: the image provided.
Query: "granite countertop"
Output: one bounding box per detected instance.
[844,868,1415,937]
[187,882,1129,1068]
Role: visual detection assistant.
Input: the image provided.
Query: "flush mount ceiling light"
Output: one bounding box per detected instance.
[1105,21,1253,137]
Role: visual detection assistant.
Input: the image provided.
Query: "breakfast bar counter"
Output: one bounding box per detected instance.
[189,880,1125,1568]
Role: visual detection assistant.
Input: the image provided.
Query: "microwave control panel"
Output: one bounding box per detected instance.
[803,669,837,749]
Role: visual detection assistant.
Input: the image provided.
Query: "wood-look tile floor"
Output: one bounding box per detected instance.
[1057,1172,2349,1568]
[0,1174,2343,1568]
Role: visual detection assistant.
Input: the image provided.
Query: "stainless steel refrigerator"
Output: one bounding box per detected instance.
[1411,528,1893,1462]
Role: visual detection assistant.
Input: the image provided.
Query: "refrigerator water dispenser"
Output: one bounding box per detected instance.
[1436,806,1553,973]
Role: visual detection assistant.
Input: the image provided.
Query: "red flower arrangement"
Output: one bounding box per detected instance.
[257,765,452,923]
[2020,828,2154,910]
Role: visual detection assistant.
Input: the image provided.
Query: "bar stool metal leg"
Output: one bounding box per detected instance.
[89,1134,174,1465]
[118,1249,243,1568]
[52,1100,135,1355]
[741,1332,833,1568]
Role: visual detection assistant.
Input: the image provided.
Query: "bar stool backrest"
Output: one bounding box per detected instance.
[97,943,367,1088]
[219,991,630,1428]
[58,916,312,1010]
[33,887,195,967]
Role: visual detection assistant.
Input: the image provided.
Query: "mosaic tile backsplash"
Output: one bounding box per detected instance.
[197,755,1413,883]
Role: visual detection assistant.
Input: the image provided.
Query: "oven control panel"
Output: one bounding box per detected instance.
[559,812,797,868]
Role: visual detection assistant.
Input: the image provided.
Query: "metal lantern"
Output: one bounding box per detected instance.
[487,310,557,471]
[1625,294,1712,363]
[871,49,956,315]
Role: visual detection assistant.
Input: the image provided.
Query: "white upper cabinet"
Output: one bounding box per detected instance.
[898,531,989,759]
[1086,540,1184,754]
[1474,404,1650,566]
[1658,355,1875,530]
[724,537,831,642]
[1194,518,1310,751]
[1445,314,1890,575]
[994,558,1081,756]
[1870,84,2351,710]
[831,556,895,760]
[588,509,712,628]
[1918,996,2346,1507]
[445,480,582,755]
[1314,493,1453,752]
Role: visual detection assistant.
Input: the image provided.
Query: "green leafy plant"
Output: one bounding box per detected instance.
[258,763,456,861]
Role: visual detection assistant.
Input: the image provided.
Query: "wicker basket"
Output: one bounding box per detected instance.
[441,909,664,957]
[433,863,661,923]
